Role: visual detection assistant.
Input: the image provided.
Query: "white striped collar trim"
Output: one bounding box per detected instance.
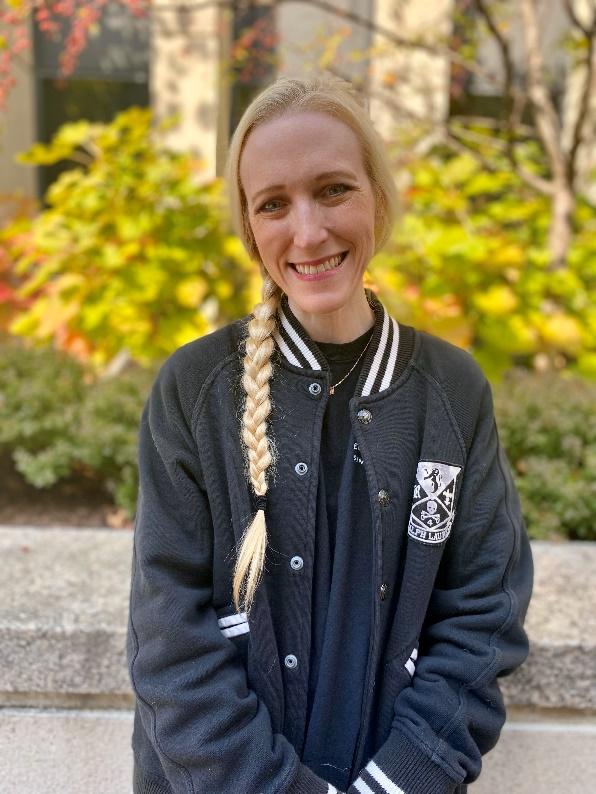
[273,289,408,397]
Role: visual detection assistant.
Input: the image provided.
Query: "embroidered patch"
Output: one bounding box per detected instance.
[408,461,462,545]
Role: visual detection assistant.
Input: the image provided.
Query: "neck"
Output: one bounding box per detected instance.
[288,288,374,344]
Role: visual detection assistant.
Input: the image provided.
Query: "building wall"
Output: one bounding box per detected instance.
[1,2,594,198]
[151,0,219,182]
[368,0,454,145]
[277,0,373,85]
[0,57,37,199]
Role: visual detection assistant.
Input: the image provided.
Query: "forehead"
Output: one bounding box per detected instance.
[239,110,366,194]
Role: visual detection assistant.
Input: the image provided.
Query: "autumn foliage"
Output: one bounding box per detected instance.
[372,140,596,380]
[1,107,259,367]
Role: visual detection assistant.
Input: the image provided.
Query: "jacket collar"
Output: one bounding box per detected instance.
[273,288,413,397]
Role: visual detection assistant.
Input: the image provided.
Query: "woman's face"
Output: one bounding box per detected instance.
[239,110,376,318]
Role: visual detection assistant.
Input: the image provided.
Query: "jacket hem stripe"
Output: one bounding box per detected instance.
[221,622,250,638]
[217,612,248,628]
[352,776,375,794]
[365,760,405,794]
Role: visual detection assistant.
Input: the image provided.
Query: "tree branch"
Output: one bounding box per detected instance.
[442,128,499,173]
[471,1,519,160]
[449,114,536,137]
[520,0,567,184]
[563,1,596,186]
[148,0,506,90]
[562,0,595,37]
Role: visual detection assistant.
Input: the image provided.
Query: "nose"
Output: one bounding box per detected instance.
[291,200,329,251]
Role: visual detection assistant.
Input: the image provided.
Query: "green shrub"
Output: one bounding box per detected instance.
[1,339,594,537]
[494,370,596,540]
[0,338,86,486]
[0,338,154,515]
[76,367,155,512]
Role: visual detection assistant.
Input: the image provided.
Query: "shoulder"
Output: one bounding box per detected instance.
[149,315,250,426]
[411,328,487,390]
[409,327,492,448]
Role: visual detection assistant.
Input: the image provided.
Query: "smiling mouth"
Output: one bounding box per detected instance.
[289,251,348,275]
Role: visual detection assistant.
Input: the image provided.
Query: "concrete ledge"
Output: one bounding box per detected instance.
[1,708,595,794]
[2,529,596,793]
[1,529,595,712]
[0,707,134,794]
[501,541,596,711]
[0,527,132,707]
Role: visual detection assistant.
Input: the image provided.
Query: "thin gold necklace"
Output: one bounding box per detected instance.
[329,333,374,395]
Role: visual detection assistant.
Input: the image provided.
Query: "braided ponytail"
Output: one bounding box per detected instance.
[233,272,281,612]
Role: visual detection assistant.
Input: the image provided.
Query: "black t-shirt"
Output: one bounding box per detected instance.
[301,324,374,790]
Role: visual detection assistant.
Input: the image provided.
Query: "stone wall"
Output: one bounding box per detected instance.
[1,529,594,793]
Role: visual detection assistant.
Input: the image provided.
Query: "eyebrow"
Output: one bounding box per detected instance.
[250,170,359,204]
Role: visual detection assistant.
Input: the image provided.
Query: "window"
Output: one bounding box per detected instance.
[33,1,150,196]
[448,0,569,125]
[228,1,277,137]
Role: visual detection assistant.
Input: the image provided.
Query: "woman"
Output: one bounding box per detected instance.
[127,76,533,794]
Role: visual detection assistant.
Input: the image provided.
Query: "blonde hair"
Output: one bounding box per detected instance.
[226,75,398,612]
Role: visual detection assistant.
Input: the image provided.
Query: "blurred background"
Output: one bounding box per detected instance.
[0,4,595,792]
[0,0,594,539]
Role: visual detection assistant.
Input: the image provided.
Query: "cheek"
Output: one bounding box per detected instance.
[250,221,282,262]
[348,200,376,251]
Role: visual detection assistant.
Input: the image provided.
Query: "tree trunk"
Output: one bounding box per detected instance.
[548,181,575,271]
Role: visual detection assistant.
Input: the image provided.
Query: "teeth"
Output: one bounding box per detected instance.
[293,254,343,275]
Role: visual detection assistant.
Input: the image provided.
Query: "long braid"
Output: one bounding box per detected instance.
[233,273,281,612]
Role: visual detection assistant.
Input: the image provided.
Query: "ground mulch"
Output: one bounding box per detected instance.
[0,455,133,529]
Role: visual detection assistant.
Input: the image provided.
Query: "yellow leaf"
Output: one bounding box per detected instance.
[538,314,583,354]
[493,244,525,267]
[175,277,207,308]
[473,285,518,316]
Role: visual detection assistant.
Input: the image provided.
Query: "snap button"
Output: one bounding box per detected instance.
[290,555,304,571]
[308,382,322,396]
[284,654,298,669]
[379,583,388,601]
[294,462,308,476]
[378,489,390,507]
[357,408,372,424]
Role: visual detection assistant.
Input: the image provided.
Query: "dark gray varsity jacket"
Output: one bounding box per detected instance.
[126,288,533,794]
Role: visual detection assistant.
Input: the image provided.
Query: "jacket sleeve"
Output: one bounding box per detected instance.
[126,362,337,794]
[348,379,534,794]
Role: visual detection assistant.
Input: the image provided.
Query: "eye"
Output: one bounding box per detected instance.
[324,183,350,198]
[257,199,284,214]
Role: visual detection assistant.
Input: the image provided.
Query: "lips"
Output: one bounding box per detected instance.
[289,251,348,275]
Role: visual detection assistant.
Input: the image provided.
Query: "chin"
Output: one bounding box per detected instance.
[288,290,348,317]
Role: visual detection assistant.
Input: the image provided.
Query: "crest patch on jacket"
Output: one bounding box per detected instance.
[408,461,462,545]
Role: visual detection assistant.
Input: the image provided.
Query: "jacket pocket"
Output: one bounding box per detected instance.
[374,646,417,748]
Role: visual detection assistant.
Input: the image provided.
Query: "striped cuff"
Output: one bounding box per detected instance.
[348,730,458,794]
[285,761,345,794]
